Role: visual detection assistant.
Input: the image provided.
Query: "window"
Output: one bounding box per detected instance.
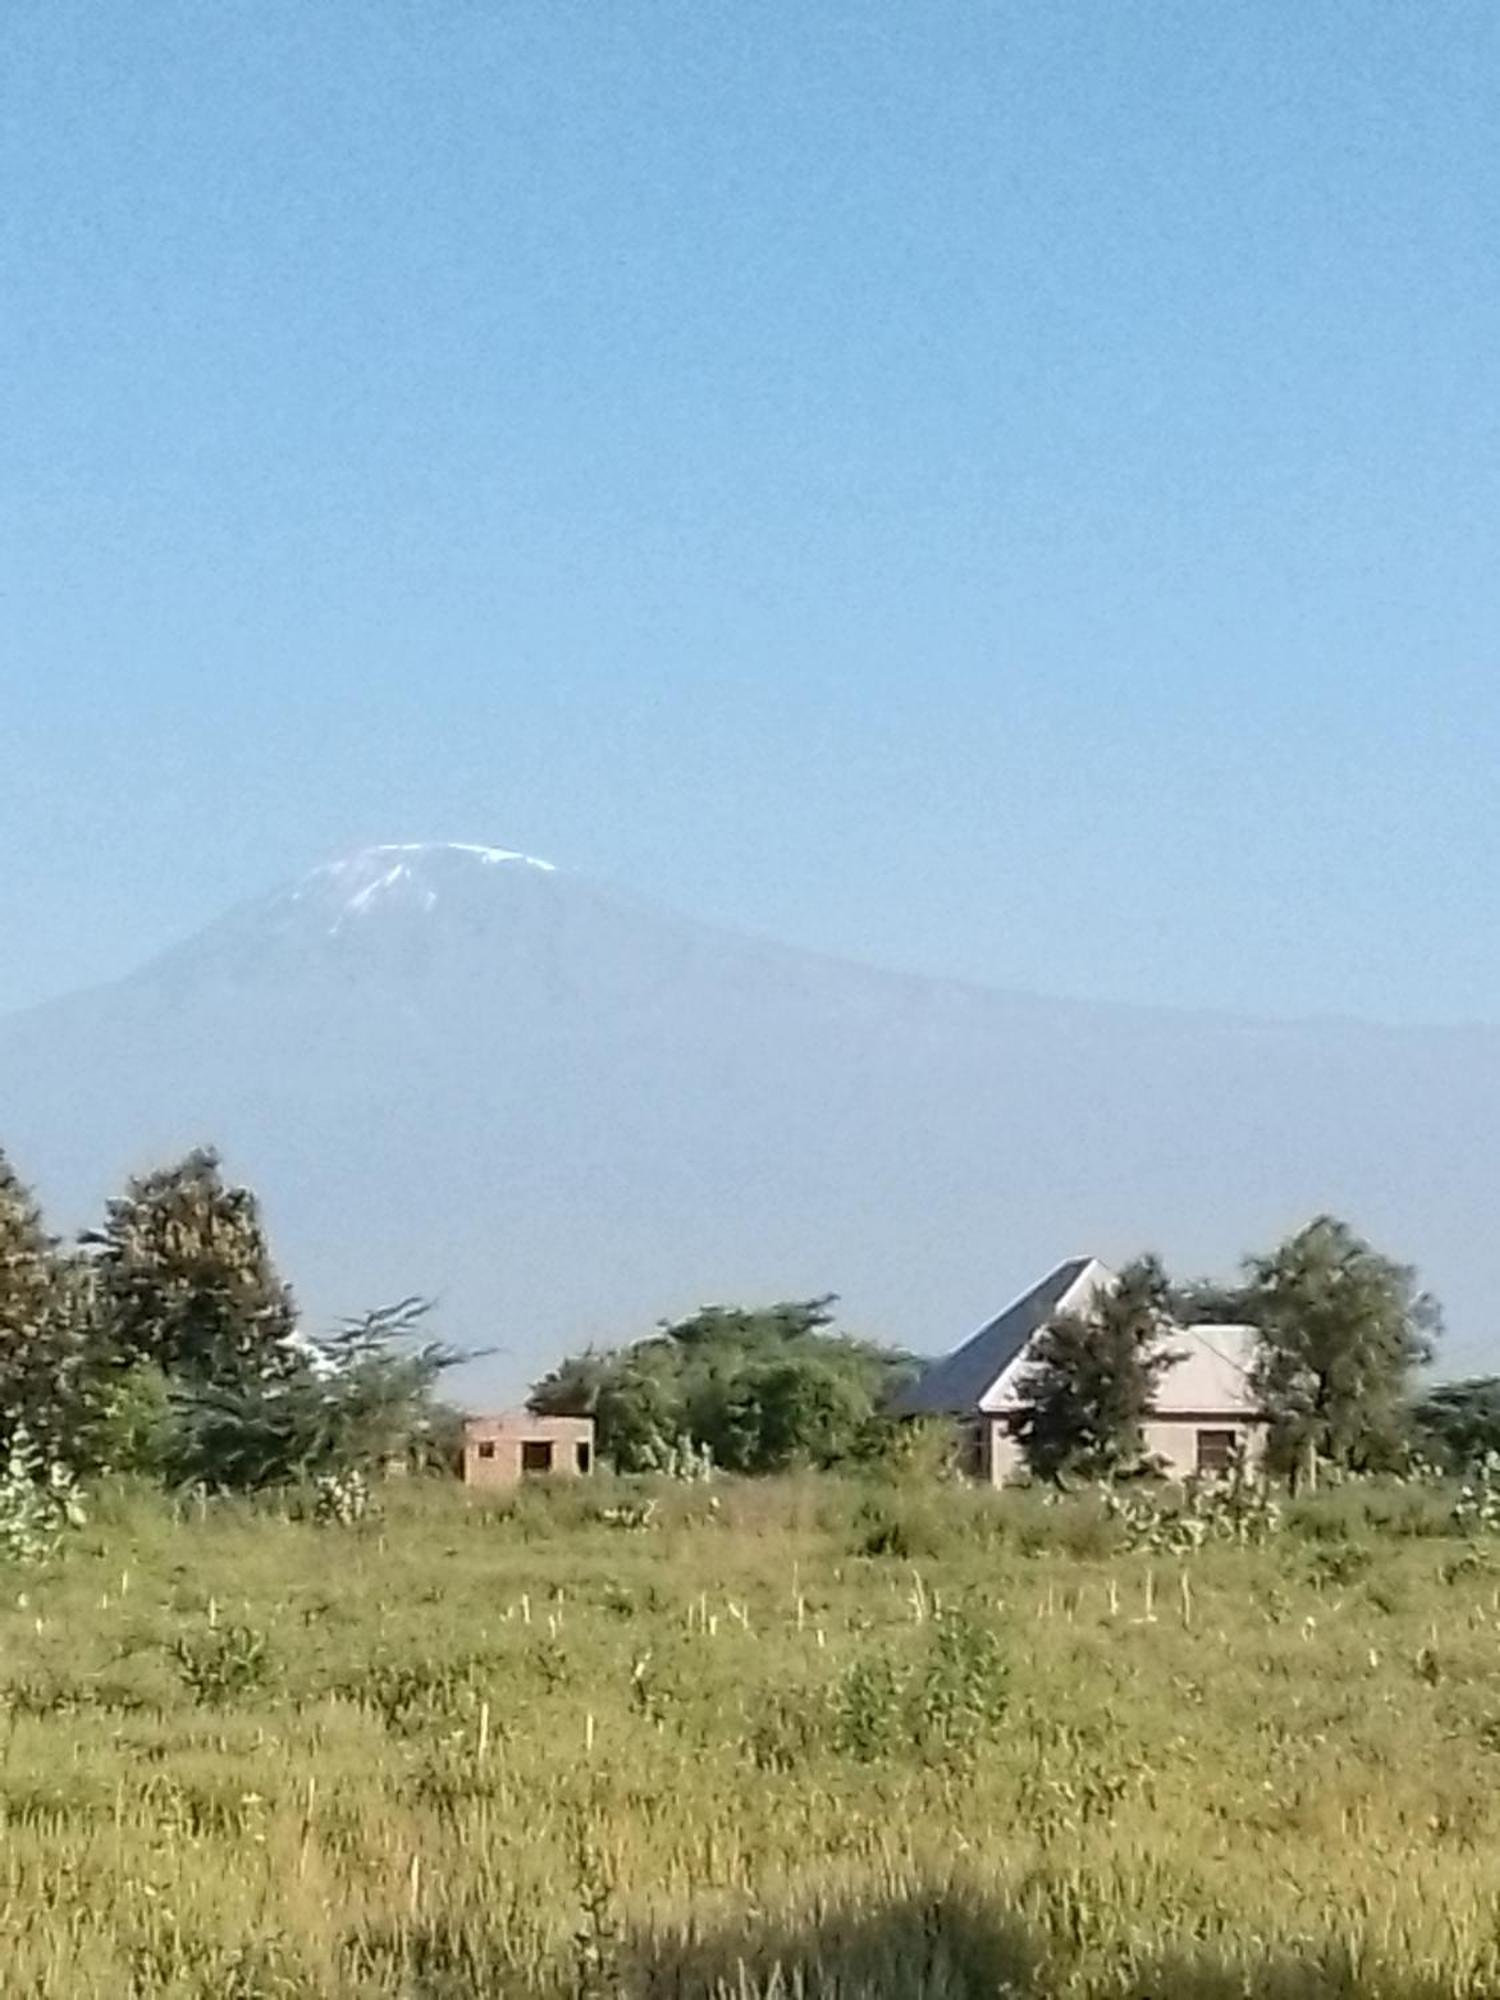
[521,1439,554,1474]
[476,1441,496,1461]
[1195,1429,1239,1476]
[575,1441,592,1474]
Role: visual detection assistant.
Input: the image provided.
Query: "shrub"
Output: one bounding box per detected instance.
[0,1430,86,1565]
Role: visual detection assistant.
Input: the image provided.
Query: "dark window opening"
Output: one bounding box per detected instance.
[476,1441,496,1460]
[575,1441,592,1474]
[1196,1429,1239,1475]
[521,1439,554,1474]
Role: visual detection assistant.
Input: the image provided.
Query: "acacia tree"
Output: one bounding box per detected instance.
[1011,1255,1179,1481]
[529,1297,915,1472]
[90,1148,300,1391]
[169,1298,460,1491]
[1247,1215,1437,1476]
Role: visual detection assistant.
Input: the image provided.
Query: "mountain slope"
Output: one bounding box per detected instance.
[0,843,1495,1398]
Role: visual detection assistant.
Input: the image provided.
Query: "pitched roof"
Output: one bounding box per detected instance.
[890,1257,1111,1417]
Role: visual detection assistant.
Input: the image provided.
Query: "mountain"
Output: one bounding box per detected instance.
[0,841,1495,1399]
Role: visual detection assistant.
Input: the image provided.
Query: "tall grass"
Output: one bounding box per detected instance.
[0,1470,1495,1995]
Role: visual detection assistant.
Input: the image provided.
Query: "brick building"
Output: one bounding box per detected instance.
[461,1413,595,1486]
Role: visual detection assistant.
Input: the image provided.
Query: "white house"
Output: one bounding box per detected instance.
[891,1257,1264,1483]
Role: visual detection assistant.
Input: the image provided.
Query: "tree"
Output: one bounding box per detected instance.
[1011,1255,1179,1482]
[0,1150,104,1465]
[90,1149,300,1391]
[1246,1216,1438,1476]
[1412,1377,1500,1472]
[530,1297,916,1473]
[169,1298,460,1491]
[1168,1277,1263,1328]
[724,1355,874,1473]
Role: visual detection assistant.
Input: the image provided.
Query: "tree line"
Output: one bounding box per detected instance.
[1,1130,1493,1493]
[532,1218,1494,1485]
[0,1143,456,1489]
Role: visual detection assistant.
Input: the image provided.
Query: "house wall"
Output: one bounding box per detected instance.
[983,1419,1026,1485]
[1142,1416,1266,1479]
[978,1414,1265,1485]
[462,1414,595,1487]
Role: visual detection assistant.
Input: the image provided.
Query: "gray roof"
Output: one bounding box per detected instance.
[890,1256,1106,1417]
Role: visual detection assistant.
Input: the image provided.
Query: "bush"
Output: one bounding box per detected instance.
[0,1430,86,1565]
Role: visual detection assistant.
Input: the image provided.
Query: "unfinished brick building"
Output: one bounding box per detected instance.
[461,1413,595,1487]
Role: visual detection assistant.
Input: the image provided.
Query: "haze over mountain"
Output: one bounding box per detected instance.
[0,842,1493,1400]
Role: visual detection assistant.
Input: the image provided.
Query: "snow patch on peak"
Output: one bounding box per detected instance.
[360,842,556,872]
[316,841,556,879]
[296,842,559,934]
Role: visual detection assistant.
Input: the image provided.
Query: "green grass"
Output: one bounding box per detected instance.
[0,1470,1497,1996]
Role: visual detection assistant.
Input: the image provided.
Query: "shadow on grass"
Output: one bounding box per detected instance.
[364,1886,1482,1999]
[615,1888,1469,1999]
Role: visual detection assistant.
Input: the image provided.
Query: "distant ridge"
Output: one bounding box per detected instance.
[0,843,1495,1397]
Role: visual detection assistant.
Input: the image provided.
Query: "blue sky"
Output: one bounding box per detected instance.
[2,1,1496,1022]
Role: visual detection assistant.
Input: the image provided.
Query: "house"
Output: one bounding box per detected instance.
[890,1257,1264,1482]
[461,1413,595,1487]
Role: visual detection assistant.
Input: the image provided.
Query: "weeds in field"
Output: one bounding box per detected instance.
[1453,1452,1500,1535]
[171,1618,272,1705]
[0,1471,1494,1996]
[312,1467,371,1525]
[0,1428,86,1563]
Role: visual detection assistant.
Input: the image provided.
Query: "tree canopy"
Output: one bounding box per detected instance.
[0,1137,456,1492]
[1010,1255,1179,1482]
[1412,1377,1500,1472]
[530,1297,916,1473]
[89,1148,300,1390]
[169,1299,461,1491]
[0,1150,102,1464]
[1246,1215,1438,1473]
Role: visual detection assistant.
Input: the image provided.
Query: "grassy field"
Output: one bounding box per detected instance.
[2,1470,1499,1997]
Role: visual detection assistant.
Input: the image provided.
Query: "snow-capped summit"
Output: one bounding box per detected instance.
[131,838,572,993]
[300,843,557,933]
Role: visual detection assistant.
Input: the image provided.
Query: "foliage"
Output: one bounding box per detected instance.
[1103,1468,1282,1553]
[530,1297,916,1473]
[1413,1377,1500,1472]
[1247,1216,1439,1475]
[0,1427,86,1564]
[860,1414,963,1483]
[89,1147,301,1391]
[1010,1256,1178,1481]
[171,1620,273,1705]
[312,1467,372,1525]
[1166,1276,1263,1327]
[0,1152,106,1466]
[90,1361,177,1478]
[631,1433,716,1481]
[1452,1454,1500,1537]
[168,1298,458,1491]
[832,1608,1009,1765]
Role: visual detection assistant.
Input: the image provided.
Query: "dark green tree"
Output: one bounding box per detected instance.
[169,1298,460,1491]
[1168,1277,1263,1328]
[1011,1255,1179,1481]
[1411,1377,1500,1472]
[0,1150,107,1464]
[90,1148,299,1391]
[1246,1216,1438,1475]
[724,1355,874,1473]
[530,1297,915,1473]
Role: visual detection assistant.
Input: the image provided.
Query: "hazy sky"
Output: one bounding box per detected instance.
[3,2,1496,1023]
